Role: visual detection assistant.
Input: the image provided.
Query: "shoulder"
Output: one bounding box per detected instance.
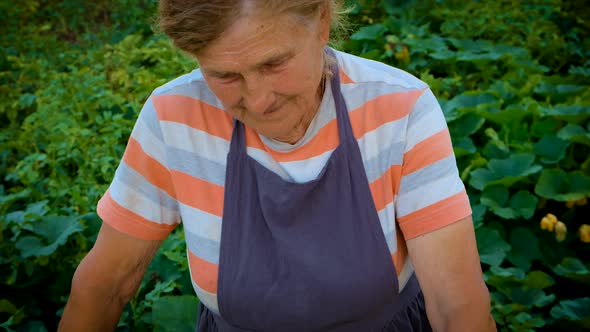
[333,49,428,91]
[151,69,223,109]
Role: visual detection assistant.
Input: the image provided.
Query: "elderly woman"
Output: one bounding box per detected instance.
[59,1,496,331]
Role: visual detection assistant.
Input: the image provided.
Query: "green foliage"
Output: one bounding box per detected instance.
[1,0,589,331]
[343,0,590,331]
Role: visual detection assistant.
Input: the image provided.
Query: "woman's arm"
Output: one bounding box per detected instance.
[58,223,162,331]
[406,216,497,332]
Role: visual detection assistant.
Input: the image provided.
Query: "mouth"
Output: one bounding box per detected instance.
[262,103,285,117]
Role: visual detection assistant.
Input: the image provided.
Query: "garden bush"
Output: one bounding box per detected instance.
[1,0,588,331]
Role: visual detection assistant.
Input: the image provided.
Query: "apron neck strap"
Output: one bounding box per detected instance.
[326,48,353,143]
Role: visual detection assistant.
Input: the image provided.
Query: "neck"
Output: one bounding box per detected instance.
[275,74,326,145]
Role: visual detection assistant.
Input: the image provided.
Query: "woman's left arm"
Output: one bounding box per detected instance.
[406,215,497,332]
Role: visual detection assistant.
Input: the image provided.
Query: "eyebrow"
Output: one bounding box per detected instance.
[204,51,295,78]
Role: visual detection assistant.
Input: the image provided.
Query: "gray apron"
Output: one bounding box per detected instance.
[196,49,432,332]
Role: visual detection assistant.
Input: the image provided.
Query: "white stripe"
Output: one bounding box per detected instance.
[131,114,168,163]
[109,180,179,225]
[377,201,397,253]
[397,258,414,292]
[335,49,427,90]
[357,118,407,162]
[396,173,464,217]
[405,91,447,152]
[246,147,292,180]
[160,121,230,164]
[180,203,222,242]
[276,149,335,183]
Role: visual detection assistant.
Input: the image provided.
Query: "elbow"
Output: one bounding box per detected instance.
[68,252,136,309]
[432,284,497,332]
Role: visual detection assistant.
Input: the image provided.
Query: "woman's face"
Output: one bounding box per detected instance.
[196,10,330,144]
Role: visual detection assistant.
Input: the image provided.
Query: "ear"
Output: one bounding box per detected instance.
[317,3,331,45]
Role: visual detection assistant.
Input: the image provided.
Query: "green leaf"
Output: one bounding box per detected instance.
[486,266,526,289]
[478,103,532,125]
[152,295,199,332]
[481,185,516,219]
[535,169,590,201]
[569,66,590,77]
[508,228,542,270]
[449,113,485,138]
[469,153,542,190]
[558,124,590,146]
[509,191,538,220]
[476,227,511,266]
[0,299,17,314]
[534,135,569,164]
[553,258,590,285]
[509,287,555,308]
[551,298,590,329]
[350,24,387,40]
[471,204,486,229]
[508,312,546,330]
[443,92,499,121]
[15,216,83,257]
[524,271,555,289]
[453,137,477,157]
[539,105,590,124]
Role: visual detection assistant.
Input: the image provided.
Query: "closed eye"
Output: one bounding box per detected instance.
[216,73,241,83]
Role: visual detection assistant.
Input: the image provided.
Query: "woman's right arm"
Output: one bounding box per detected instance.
[58,222,162,331]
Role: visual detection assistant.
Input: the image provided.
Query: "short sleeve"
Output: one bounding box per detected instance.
[395,88,472,240]
[97,95,180,240]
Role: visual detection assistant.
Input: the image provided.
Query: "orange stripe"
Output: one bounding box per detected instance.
[97,191,176,240]
[389,164,403,196]
[340,69,355,84]
[246,120,340,162]
[402,129,453,175]
[188,251,219,294]
[398,191,472,240]
[369,169,394,212]
[170,170,224,217]
[349,90,423,141]
[153,94,234,140]
[123,137,176,198]
[246,90,424,163]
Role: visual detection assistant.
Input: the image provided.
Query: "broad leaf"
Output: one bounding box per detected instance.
[557,124,590,146]
[553,258,590,285]
[469,153,542,190]
[534,135,569,164]
[550,298,590,329]
[476,227,510,266]
[539,105,590,124]
[152,295,199,332]
[15,216,82,258]
[508,228,543,270]
[509,191,538,220]
[350,24,387,41]
[535,169,590,201]
[481,186,516,219]
[449,113,485,138]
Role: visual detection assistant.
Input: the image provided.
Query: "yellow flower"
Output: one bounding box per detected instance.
[566,197,588,208]
[540,213,558,232]
[395,45,410,64]
[555,221,567,241]
[579,224,590,243]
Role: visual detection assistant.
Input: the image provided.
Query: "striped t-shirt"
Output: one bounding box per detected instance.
[97,49,472,315]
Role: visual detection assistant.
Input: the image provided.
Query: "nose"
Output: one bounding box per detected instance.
[241,73,274,114]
